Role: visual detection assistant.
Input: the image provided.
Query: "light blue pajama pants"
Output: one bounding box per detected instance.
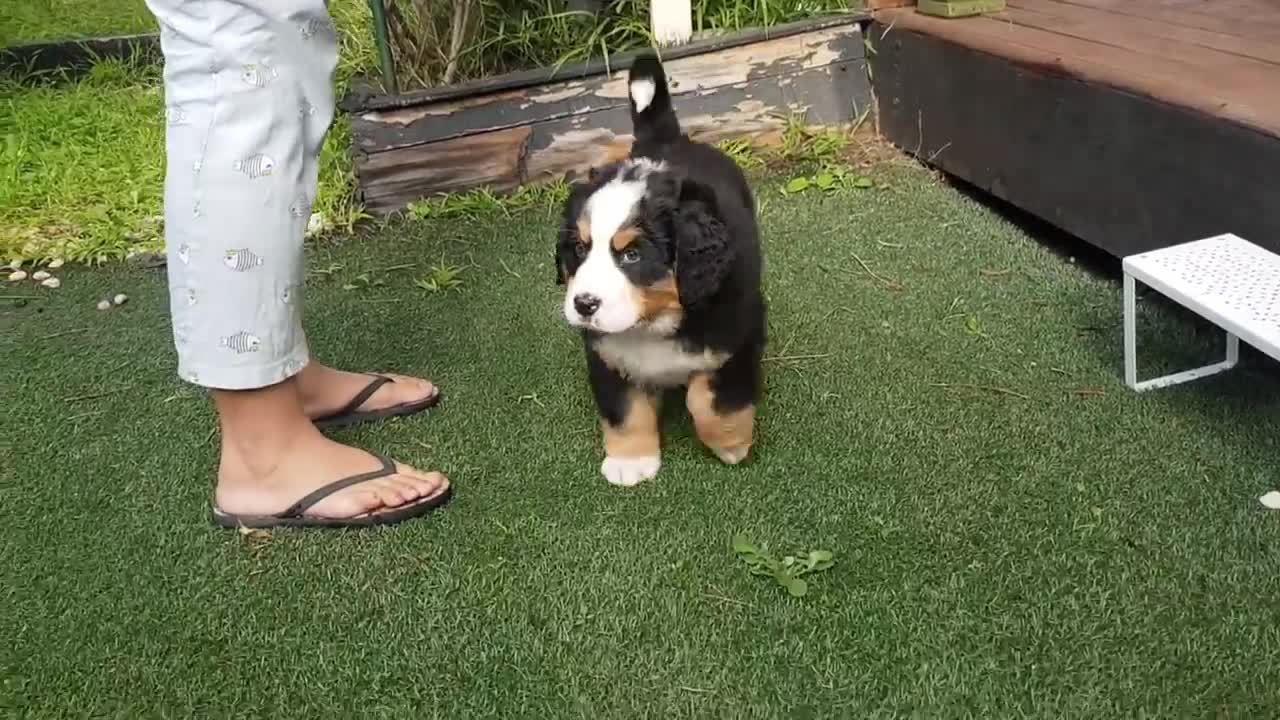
[145,0,338,389]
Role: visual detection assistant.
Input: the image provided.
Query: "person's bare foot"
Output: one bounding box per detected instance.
[213,380,448,522]
[295,362,438,421]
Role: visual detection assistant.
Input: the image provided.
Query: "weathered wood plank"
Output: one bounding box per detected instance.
[1009,0,1280,66]
[870,20,1280,259]
[523,60,870,186]
[341,14,869,113]
[355,56,870,214]
[352,22,866,153]
[874,7,1280,140]
[1054,0,1280,42]
[359,127,531,212]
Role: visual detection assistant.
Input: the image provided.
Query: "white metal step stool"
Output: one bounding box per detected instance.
[1122,233,1280,392]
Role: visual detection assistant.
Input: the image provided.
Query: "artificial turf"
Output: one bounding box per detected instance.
[4,162,1280,717]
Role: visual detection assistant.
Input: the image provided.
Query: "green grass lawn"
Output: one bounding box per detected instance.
[0,59,365,265]
[5,161,1280,716]
[1,0,377,265]
[0,0,154,47]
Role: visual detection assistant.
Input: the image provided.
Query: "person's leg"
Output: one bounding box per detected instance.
[148,0,449,524]
[281,6,442,426]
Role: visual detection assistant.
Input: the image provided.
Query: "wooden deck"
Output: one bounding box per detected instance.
[869,0,1280,258]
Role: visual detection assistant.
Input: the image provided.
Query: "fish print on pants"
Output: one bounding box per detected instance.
[299,100,317,118]
[299,17,333,39]
[224,248,264,272]
[240,60,278,88]
[281,284,299,304]
[166,105,188,126]
[289,196,312,219]
[176,243,191,265]
[220,332,262,354]
[233,153,275,179]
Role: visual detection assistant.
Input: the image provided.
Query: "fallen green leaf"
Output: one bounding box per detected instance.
[784,177,811,194]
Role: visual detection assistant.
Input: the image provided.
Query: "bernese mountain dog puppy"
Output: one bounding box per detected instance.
[554,52,766,488]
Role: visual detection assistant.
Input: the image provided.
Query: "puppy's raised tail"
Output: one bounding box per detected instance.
[627,53,681,146]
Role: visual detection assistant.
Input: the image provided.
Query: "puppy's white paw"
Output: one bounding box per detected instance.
[601,455,661,487]
[714,445,751,465]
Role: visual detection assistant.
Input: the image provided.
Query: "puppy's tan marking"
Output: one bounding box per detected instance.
[601,138,634,165]
[603,387,661,459]
[633,273,682,323]
[576,212,592,248]
[611,225,642,251]
[685,373,755,465]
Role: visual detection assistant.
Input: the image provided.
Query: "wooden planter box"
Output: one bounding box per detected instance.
[341,14,873,215]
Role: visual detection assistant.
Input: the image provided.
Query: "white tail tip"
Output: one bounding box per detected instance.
[629,78,656,113]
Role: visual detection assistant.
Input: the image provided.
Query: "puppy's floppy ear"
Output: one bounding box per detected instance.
[555,179,592,286]
[672,178,733,308]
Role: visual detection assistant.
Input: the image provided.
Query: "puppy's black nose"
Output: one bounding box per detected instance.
[574,293,602,317]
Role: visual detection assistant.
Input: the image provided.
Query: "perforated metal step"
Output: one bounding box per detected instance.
[1122,233,1280,391]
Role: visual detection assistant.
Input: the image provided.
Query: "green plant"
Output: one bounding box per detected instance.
[782,167,874,195]
[731,533,835,598]
[414,262,465,292]
[382,0,854,92]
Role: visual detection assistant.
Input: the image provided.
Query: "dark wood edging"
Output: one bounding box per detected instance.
[0,32,161,79]
[339,11,872,113]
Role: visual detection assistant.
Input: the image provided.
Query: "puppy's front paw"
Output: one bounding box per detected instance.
[601,455,661,487]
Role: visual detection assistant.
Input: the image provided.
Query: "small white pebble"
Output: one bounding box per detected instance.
[47,258,65,269]
[97,299,112,311]
[32,270,51,281]
[40,277,61,289]
[8,270,27,282]
[113,293,128,305]
[1259,491,1280,510]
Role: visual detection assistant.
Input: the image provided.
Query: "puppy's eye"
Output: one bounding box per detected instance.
[620,248,641,264]
[573,243,588,259]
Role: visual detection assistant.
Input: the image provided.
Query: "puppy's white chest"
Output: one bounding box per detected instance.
[595,333,726,386]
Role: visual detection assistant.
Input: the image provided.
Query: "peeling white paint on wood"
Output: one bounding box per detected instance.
[528,85,590,104]
[594,25,854,100]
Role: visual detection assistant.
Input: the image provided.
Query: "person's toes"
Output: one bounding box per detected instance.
[388,475,425,501]
[382,374,437,404]
[397,465,447,495]
[372,480,413,509]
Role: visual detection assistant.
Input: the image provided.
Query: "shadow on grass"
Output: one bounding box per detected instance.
[938,170,1280,483]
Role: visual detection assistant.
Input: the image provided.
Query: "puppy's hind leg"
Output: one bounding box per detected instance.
[686,349,760,466]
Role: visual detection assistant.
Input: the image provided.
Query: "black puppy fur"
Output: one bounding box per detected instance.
[554,52,766,475]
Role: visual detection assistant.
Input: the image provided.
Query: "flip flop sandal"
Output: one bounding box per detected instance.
[211,453,452,529]
[312,374,442,430]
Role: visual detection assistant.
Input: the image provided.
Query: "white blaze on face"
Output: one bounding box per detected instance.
[563,177,647,333]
